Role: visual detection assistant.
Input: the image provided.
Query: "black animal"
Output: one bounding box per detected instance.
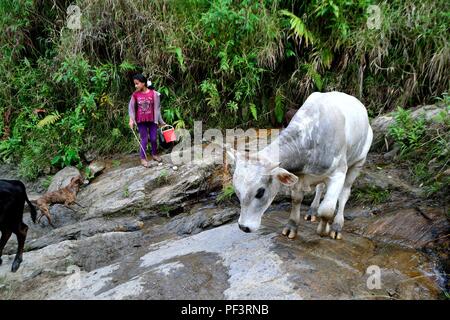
[0,179,37,272]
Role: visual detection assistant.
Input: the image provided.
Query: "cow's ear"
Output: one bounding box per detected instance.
[271,167,298,186]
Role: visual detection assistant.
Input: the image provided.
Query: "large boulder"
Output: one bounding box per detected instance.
[78,152,223,221]
[47,166,82,192]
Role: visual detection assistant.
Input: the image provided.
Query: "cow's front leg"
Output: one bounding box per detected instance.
[282,183,303,239]
[330,160,364,240]
[317,170,346,237]
[305,183,325,222]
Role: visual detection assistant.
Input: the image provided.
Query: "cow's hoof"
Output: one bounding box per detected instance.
[330,231,343,240]
[11,258,22,273]
[282,220,298,239]
[316,220,330,237]
[330,223,343,240]
[304,208,318,222]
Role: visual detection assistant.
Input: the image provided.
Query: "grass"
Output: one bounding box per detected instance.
[216,184,236,203]
[112,160,121,168]
[155,169,169,187]
[353,185,391,206]
[159,204,178,218]
[122,186,129,198]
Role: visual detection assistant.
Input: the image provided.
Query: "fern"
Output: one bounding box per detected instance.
[274,92,284,123]
[280,10,315,47]
[249,103,258,120]
[119,60,136,72]
[200,79,221,113]
[37,113,61,128]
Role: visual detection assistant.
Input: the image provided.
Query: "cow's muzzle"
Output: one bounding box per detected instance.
[238,224,252,233]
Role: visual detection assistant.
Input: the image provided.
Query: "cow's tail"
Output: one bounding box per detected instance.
[25,194,37,224]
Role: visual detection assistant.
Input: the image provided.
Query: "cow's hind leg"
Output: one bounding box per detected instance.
[305,183,325,222]
[11,222,28,272]
[0,229,13,266]
[282,183,303,239]
[330,160,365,240]
[317,170,346,237]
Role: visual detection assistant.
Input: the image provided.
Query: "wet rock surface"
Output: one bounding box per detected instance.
[0,125,448,299]
[0,209,445,300]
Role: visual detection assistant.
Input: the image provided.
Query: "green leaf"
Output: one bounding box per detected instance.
[280,10,314,47]
[249,103,258,120]
[37,113,61,128]
[167,46,186,72]
[274,93,284,123]
[119,60,136,72]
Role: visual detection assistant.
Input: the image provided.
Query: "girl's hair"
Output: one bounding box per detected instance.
[132,73,155,89]
[133,73,147,86]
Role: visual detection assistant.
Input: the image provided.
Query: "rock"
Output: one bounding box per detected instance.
[354,167,422,197]
[7,218,144,254]
[0,240,76,282]
[165,203,238,235]
[78,152,222,220]
[0,231,143,289]
[346,206,449,249]
[88,161,106,177]
[84,150,98,163]
[1,211,443,300]
[47,166,81,192]
[73,231,144,272]
[370,104,447,151]
[383,145,400,161]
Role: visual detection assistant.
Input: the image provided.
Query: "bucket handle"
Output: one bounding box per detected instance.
[160,125,174,132]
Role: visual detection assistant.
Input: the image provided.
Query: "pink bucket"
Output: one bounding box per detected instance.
[161,125,176,143]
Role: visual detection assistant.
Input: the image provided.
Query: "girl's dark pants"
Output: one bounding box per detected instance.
[137,121,158,159]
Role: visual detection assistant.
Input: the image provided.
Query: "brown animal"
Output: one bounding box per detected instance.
[35,176,84,227]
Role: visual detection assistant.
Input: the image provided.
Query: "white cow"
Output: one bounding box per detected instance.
[226,91,373,240]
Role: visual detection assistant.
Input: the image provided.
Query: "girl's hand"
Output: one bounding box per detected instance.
[129,119,135,129]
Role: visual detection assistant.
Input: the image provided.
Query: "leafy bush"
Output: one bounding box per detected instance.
[388,97,449,196]
[0,0,448,181]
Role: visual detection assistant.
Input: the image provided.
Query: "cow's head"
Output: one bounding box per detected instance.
[226,146,298,233]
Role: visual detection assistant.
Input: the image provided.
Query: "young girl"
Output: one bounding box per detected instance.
[128,74,167,167]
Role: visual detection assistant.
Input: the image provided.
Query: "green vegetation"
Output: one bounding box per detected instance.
[388,95,449,196]
[0,0,448,181]
[41,175,53,190]
[353,185,391,205]
[216,184,237,203]
[156,169,169,186]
